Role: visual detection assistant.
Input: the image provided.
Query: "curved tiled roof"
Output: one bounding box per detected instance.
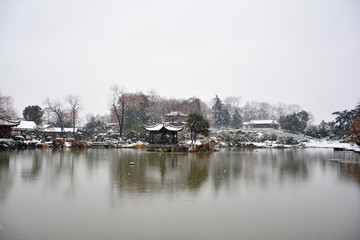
[0,119,20,127]
[144,122,184,132]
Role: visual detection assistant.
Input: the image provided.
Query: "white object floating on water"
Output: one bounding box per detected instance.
[130,162,135,165]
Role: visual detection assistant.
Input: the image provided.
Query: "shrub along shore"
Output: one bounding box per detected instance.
[1,128,359,153]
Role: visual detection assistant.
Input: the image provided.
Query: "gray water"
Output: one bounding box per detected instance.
[0,148,359,240]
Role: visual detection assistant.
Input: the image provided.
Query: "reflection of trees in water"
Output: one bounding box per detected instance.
[48,149,76,182]
[338,164,360,185]
[85,148,115,172]
[216,149,310,190]
[320,150,360,186]
[0,149,82,203]
[110,150,148,193]
[0,152,13,203]
[187,154,209,190]
[110,151,182,194]
[21,150,42,181]
[31,149,81,196]
[109,151,212,194]
[3,149,358,205]
[241,151,259,184]
[233,150,278,189]
[279,150,308,183]
[309,150,360,187]
[212,152,232,192]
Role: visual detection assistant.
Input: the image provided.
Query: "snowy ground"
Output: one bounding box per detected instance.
[2,130,360,152]
[304,139,360,152]
[207,128,360,152]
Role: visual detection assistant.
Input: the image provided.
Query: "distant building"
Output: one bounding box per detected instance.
[41,126,78,138]
[12,121,78,139]
[164,111,188,125]
[12,120,37,135]
[95,114,111,123]
[242,120,278,129]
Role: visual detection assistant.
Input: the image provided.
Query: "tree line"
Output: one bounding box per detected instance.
[1,89,359,145]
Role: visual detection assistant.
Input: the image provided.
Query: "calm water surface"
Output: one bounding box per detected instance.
[0,148,359,240]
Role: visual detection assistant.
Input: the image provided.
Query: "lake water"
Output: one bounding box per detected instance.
[0,148,359,240]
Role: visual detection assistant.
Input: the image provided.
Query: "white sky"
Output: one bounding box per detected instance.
[1,0,359,123]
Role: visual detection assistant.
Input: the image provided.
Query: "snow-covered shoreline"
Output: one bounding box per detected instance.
[1,136,360,153]
[303,139,360,152]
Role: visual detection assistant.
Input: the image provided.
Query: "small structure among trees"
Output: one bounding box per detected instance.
[164,111,188,125]
[13,120,37,136]
[242,120,278,129]
[0,119,20,138]
[144,123,185,151]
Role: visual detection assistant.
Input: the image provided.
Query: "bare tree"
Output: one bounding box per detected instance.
[274,103,301,120]
[110,85,131,138]
[241,101,260,121]
[44,98,66,136]
[84,113,95,124]
[224,96,242,116]
[240,101,302,121]
[186,97,202,114]
[0,92,17,119]
[65,94,81,133]
[257,102,272,119]
[147,90,162,124]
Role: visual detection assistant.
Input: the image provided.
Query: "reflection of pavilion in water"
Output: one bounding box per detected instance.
[144,123,185,151]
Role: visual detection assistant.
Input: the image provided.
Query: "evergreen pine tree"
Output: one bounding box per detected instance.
[23,105,43,124]
[212,95,224,126]
[222,108,231,126]
[187,113,210,145]
[231,109,242,128]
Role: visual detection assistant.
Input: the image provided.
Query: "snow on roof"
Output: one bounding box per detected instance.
[42,127,78,133]
[164,123,184,131]
[0,119,20,126]
[144,122,184,132]
[249,120,278,125]
[144,123,164,131]
[164,111,188,117]
[15,120,36,130]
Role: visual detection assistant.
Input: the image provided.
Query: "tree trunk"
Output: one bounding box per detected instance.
[113,103,123,138]
[120,110,124,138]
[72,110,76,134]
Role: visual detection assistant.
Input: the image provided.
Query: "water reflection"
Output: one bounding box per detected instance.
[0,152,13,204]
[187,154,209,190]
[110,151,193,194]
[338,164,360,185]
[21,150,42,181]
[1,149,360,240]
[279,150,308,182]
[0,149,359,198]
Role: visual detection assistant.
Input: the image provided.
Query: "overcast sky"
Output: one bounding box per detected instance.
[1,0,359,123]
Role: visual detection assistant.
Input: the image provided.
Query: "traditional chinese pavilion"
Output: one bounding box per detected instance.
[144,122,185,151]
[0,119,20,138]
